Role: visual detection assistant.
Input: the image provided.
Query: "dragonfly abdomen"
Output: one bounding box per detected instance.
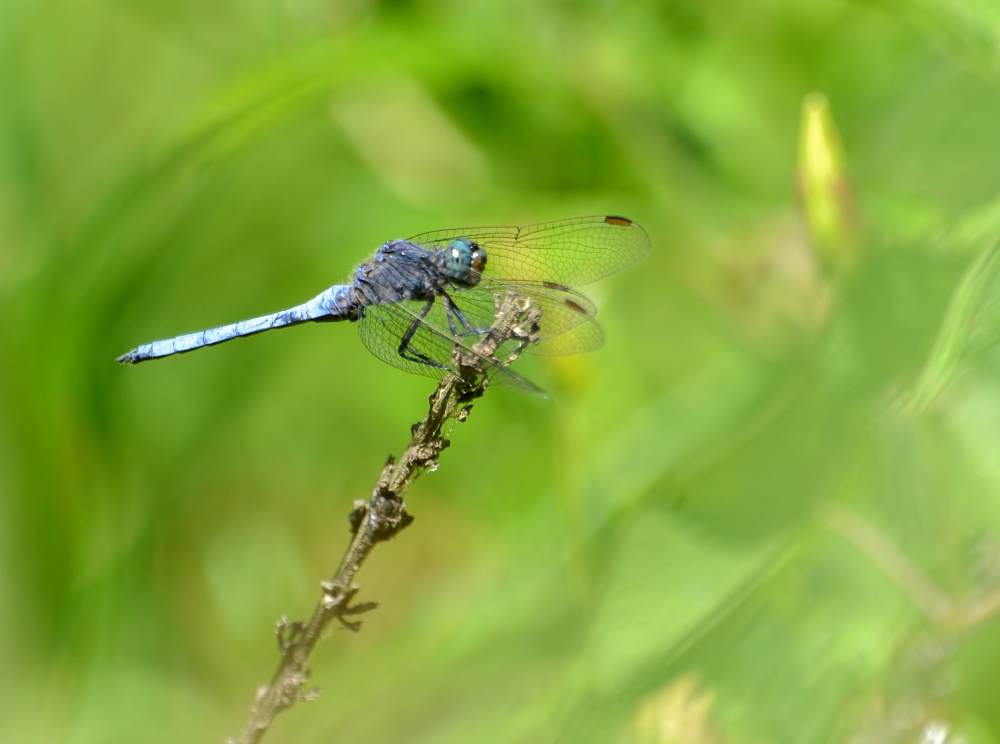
[116,284,358,364]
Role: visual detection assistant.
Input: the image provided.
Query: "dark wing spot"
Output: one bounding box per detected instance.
[543,281,571,291]
[565,300,588,315]
[604,215,632,226]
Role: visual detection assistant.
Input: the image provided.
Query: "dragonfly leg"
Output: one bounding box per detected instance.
[398,298,449,370]
[441,291,487,337]
[441,293,460,336]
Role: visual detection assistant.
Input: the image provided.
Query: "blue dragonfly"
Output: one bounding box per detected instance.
[117,215,650,394]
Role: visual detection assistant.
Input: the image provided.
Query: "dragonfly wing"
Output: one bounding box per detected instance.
[450,279,604,357]
[357,299,546,396]
[408,215,650,287]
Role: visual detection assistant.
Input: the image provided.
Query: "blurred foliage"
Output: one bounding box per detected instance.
[4,0,1000,742]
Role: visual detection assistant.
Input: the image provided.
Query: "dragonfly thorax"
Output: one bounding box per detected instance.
[442,238,487,287]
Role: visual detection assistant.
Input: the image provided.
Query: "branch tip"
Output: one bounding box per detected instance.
[337,616,363,632]
[301,687,321,702]
[343,600,379,616]
[275,617,305,656]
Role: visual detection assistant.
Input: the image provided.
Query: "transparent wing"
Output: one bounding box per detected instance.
[407,215,650,287]
[450,278,604,357]
[356,299,545,396]
[357,302,451,380]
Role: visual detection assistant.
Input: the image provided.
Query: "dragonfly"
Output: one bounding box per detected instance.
[117,215,650,395]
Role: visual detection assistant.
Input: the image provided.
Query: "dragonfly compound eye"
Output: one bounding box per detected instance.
[445,238,484,284]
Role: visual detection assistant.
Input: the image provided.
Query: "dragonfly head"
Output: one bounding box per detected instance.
[444,238,487,285]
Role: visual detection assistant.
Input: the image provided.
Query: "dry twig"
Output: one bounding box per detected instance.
[231,289,541,744]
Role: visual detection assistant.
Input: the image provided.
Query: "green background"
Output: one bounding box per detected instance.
[3,0,1000,741]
